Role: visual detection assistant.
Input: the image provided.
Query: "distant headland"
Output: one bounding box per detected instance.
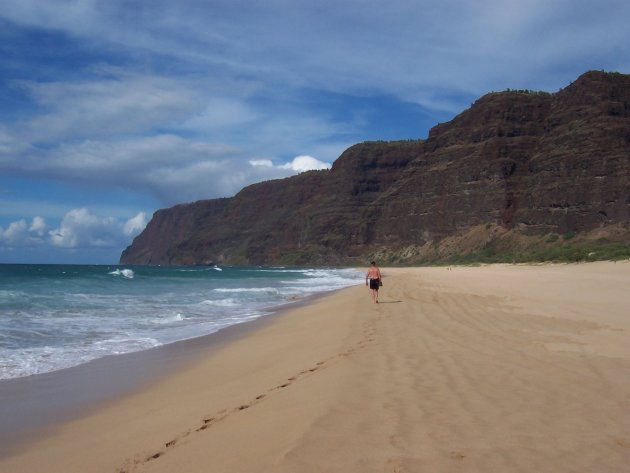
[121,71,630,266]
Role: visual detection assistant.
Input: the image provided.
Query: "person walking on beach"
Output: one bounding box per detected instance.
[365,261,382,304]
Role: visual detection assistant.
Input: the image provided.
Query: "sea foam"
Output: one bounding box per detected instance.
[109,268,135,279]
[0,265,360,380]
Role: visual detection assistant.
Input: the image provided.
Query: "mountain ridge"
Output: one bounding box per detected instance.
[121,71,630,266]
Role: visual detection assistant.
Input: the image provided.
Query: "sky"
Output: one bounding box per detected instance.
[0,0,628,264]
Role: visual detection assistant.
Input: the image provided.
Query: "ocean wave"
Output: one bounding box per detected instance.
[151,313,185,324]
[93,336,160,354]
[0,336,160,379]
[0,290,27,302]
[0,265,361,380]
[177,266,222,272]
[109,268,135,279]
[213,287,279,293]
[201,298,239,307]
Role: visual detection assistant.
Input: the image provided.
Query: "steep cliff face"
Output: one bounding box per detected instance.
[121,71,630,266]
[121,198,231,265]
[372,71,630,246]
[522,72,630,233]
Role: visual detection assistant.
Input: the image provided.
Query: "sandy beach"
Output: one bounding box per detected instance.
[2,262,630,472]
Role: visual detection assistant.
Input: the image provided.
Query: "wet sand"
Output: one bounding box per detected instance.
[0,318,255,453]
[1,262,629,472]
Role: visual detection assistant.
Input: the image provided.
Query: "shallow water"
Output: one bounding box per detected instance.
[0,264,360,380]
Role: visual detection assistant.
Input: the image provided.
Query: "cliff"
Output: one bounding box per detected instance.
[121,71,630,266]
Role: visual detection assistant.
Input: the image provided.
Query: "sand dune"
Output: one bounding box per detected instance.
[2,262,630,472]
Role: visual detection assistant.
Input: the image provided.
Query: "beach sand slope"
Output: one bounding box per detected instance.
[2,262,630,472]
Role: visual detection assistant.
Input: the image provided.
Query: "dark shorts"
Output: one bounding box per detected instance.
[369,278,380,290]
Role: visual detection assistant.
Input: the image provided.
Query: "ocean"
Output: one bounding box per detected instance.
[0,264,360,380]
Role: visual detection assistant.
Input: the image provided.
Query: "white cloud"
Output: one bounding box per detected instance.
[2,124,338,205]
[279,155,331,172]
[249,159,274,168]
[182,97,261,130]
[46,134,235,176]
[248,155,331,173]
[0,217,48,246]
[49,208,114,248]
[249,155,331,175]
[49,208,147,248]
[29,216,48,237]
[123,212,147,236]
[0,60,346,205]
[3,0,629,104]
[0,0,100,35]
[0,219,28,245]
[0,209,146,249]
[15,69,201,144]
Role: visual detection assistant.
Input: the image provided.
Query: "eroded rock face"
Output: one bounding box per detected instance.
[120,71,630,266]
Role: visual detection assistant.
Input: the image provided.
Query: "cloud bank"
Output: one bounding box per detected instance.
[0,209,147,250]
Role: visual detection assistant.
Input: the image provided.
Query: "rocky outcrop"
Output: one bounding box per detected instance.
[121,71,630,266]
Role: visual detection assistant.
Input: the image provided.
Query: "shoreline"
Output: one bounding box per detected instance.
[0,287,350,456]
[0,316,252,453]
[2,261,629,472]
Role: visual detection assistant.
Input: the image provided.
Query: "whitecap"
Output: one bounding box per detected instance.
[151,313,185,324]
[201,298,239,307]
[213,287,278,293]
[109,268,135,279]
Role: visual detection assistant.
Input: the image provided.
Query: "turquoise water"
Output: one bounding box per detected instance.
[0,264,360,379]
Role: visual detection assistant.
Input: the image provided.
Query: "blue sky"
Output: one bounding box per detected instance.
[1,0,629,264]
